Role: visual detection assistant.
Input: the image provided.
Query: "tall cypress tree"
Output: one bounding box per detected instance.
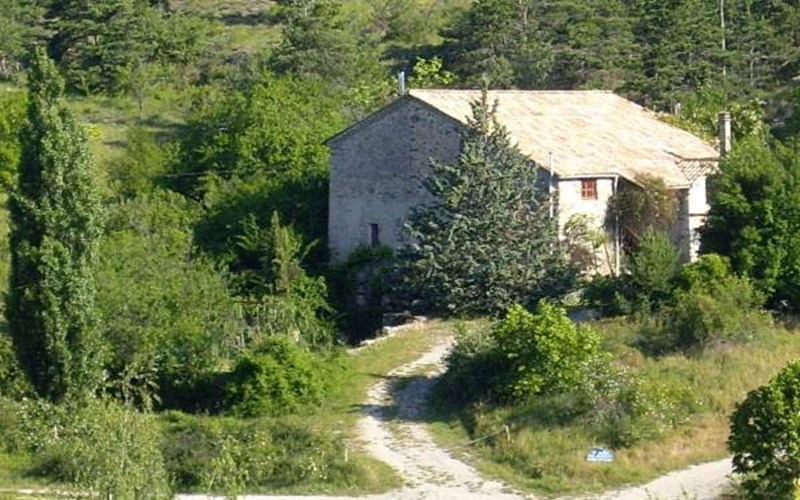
[7,48,105,402]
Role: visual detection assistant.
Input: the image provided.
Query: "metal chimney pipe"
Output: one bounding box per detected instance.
[398,71,406,96]
[718,112,732,156]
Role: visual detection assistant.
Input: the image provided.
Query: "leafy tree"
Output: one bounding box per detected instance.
[700,137,789,299]
[96,191,242,408]
[409,56,456,88]
[178,72,344,279]
[402,90,572,315]
[46,0,211,94]
[626,228,682,311]
[536,0,639,90]
[6,49,105,402]
[666,85,765,142]
[629,0,724,106]
[729,361,800,499]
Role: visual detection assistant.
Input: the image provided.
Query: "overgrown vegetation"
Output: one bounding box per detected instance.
[0,0,799,496]
[434,302,793,494]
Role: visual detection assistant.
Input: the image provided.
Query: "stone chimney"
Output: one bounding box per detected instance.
[718,112,732,156]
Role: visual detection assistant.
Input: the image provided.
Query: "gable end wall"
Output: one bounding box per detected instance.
[328,98,462,261]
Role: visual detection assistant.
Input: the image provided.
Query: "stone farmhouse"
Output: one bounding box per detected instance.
[327,89,722,274]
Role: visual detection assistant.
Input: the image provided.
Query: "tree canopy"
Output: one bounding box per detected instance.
[401,90,573,315]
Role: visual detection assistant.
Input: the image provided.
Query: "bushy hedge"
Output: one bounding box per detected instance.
[225,336,346,418]
[0,334,30,398]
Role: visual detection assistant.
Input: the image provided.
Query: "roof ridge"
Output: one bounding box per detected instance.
[410,88,614,94]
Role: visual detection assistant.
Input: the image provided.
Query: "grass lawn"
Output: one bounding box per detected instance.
[427,318,800,497]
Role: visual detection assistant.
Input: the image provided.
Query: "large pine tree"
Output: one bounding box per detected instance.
[7,48,105,402]
[402,91,573,316]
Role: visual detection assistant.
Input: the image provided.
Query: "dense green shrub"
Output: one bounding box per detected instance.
[625,229,682,312]
[232,212,337,349]
[582,229,681,316]
[161,412,360,493]
[438,323,504,404]
[493,303,600,401]
[225,336,345,417]
[639,254,769,353]
[97,191,242,408]
[729,361,800,499]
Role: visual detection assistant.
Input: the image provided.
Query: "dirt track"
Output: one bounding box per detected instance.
[179,335,733,500]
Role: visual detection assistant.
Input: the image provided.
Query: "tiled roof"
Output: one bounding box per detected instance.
[409,89,719,188]
[677,158,718,183]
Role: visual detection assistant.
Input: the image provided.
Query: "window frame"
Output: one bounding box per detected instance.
[581,179,598,200]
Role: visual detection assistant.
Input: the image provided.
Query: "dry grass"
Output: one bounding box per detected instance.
[428,318,800,496]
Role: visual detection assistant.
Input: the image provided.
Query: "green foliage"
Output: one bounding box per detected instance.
[162,412,360,492]
[577,358,697,448]
[108,126,173,197]
[50,399,171,499]
[562,214,606,275]
[409,57,455,88]
[582,229,680,316]
[629,0,723,106]
[0,91,25,188]
[700,137,796,303]
[441,0,553,88]
[493,303,600,401]
[0,334,31,399]
[328,245,396,344]
[6,397,170,499]
[46,0,213,94]
[225,336,344,417]
[270,0,389,113]
[607,174,677,251]
[439,322,504,404]
[7,49,105,402]
[96,191,242,408]
[402,90,573,315]
[729,361,800,500]
[667,85,766,142]
[626,229,682,312]
[638,254,769,353]
[0,0,44,79]
[230,212,336,348]
[178,72,343,279]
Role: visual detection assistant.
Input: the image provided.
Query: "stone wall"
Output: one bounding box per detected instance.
[328,98,461,261]
[557,177,619,274]
[687,176,709,260]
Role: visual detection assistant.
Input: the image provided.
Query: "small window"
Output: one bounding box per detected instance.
[368,223,380,248]
[581,179,598,200]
